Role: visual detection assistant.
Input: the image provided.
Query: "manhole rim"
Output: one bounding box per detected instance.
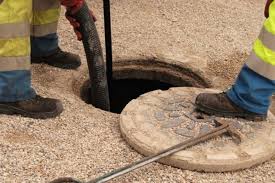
[72,56,214,113]
[112,56,213,88]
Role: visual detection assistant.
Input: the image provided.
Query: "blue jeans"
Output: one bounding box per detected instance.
[227,64,275,114]
[31,33,59,57]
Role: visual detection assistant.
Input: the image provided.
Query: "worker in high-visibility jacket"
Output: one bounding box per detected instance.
[196,0,275,121]
[0,0,87,119]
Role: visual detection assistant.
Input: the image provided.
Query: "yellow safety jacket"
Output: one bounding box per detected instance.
[246,1,275,80]
[0,0,60,72]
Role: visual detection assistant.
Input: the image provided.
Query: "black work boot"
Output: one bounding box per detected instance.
[31,47,81,70]
[195,92,267,121]
[0,95,63,119]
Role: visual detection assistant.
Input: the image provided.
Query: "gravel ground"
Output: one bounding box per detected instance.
[0,0,274,182]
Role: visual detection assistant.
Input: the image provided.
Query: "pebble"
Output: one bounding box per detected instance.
[164,105,179,111]
[162,118,183,128]
[154,111,166,121]
[200,125,211,134]
[186,122,196,130]
[232,121,243,130]
[169,112,181,118]
[175,128,195,137]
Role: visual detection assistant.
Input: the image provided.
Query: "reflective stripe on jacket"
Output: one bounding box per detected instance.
[32,0,60,37]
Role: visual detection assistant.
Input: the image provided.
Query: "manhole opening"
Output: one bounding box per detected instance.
[81,79,175,114]
[78,59,211,114]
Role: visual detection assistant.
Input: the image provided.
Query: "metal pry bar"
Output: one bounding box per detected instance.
[87,119,243,183]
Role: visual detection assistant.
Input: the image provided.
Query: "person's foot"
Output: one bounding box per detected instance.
[31,47,81,70]
[0,95,63,119]
[195,92,267,121]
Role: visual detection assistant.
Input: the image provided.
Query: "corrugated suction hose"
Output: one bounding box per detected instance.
[72,2,110,111]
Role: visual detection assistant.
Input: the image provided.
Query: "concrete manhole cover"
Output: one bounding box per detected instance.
[120,87,275,172]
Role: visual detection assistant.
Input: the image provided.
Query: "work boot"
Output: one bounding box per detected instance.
[31,47,81,70]
[0,95,63,119]
[195,92,267,121]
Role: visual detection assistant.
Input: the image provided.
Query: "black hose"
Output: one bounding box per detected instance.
[49,177,83,183]
[72,2,110,111]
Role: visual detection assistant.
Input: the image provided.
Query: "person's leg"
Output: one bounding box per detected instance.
[227,1,275,114]
[196,1,275,121]
[31,0,60,57]
[31,0,81,69]
[0,0,63,119]
[0,0,36,102]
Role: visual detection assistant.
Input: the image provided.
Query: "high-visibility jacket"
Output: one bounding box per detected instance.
[0,0,60,102]
[246,1,275,80]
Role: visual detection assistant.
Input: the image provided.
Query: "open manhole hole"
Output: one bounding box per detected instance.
[78,57,213,113]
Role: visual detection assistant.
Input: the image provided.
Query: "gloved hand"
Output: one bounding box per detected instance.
[61,0,84,14]
[265,0,273,18]
[60,0,96,40]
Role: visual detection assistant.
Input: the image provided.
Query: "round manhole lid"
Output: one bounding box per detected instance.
[120,87,275,172]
